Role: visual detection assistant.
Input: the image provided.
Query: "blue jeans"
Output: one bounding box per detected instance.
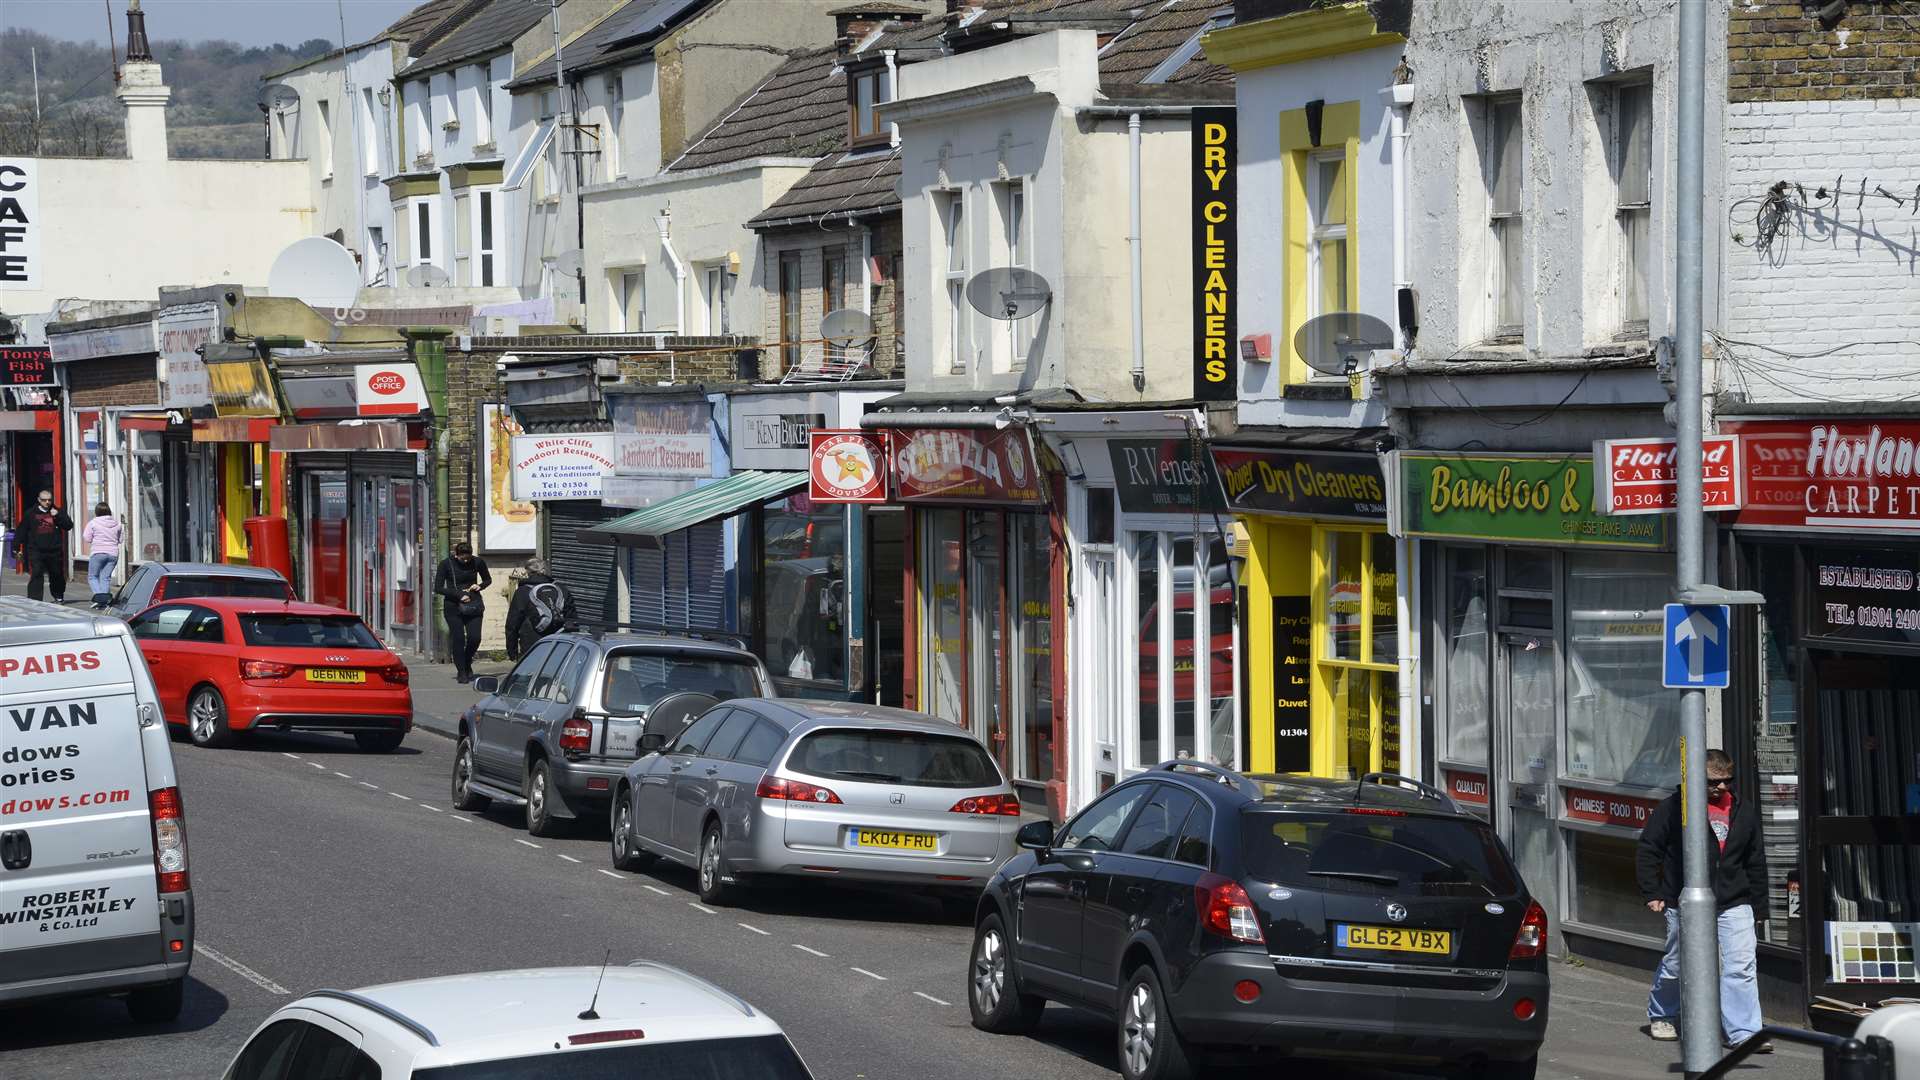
[1648,904,1764,1042]
[87,553,117,598]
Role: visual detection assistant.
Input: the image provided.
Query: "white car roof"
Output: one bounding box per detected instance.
[313,964,785,1070]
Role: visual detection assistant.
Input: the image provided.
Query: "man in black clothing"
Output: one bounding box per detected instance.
[21,490,73,603]
[434,542,492,684]
[1636,749,1770,1051]
[504,557,575,660]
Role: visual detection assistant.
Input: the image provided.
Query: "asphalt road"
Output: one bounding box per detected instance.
[0,723,1825,1080]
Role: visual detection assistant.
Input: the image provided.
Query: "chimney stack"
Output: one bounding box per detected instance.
[832,3,931,57]
[116,0,171,160]
[125,0,153,61]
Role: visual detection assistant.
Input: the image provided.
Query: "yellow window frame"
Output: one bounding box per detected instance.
[1280,101,1361,387]
[1309,524,1396,778]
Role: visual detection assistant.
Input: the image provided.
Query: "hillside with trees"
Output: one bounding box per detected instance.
[0,28,334,158]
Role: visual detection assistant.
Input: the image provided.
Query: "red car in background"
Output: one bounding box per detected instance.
[127,597,412,751]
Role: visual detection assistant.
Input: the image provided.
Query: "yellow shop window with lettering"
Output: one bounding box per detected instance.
[1312,526,1398,778]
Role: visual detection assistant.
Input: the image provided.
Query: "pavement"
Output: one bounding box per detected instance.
[0,582,1833,1079]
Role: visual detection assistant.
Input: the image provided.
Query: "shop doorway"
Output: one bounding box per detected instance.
[866,509,905,708]
[303,466,424,654]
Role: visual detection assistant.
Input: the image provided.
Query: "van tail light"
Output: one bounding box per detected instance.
[1196,874,1265,944]
[756,775,842,804]
[558,717,592,754]
[1510,899,1549,960]
[150,579,167,602]
[949,793,1022,816]
[240,659,294,681]
[150,786,189,894]
[378,663,410,685]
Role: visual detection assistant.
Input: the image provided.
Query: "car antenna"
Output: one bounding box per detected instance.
[579,948,612,1020]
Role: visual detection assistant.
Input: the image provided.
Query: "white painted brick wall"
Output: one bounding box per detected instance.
[1720,98,1920,405]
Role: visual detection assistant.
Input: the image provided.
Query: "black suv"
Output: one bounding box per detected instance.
[966,762,1549,1080]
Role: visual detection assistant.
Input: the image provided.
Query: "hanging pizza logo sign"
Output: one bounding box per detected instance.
[809,429,889,504]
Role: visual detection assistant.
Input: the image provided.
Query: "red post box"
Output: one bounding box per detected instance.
[242,515,295,588]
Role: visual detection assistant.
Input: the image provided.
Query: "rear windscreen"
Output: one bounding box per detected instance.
[163,575,292,600]
[409,1034,812,1080]
[238,615,381,649]
[602,652,761,713]
[1242,812,1521,897]
[788,728,1000,789]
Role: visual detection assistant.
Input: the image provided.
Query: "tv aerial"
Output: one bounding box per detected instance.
[1293,311,1396,394]
[267,236,362,313]
[550,249,584,276]
[257,83,300,115]
[404,263,451,288]
[820,308,875,349]
[965,267,1052,321]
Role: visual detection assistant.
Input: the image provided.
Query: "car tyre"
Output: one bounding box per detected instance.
[186,686,233,749]
[609,790,657,872]
[968,912,1045,1034]
[1117,964,1194,1080]
[451,736,490,811]
[353,731,404,753]
[126,979,184,1024]
[697,822,736,906]
[1473,1056,1539,1080]
[526,758,566,838]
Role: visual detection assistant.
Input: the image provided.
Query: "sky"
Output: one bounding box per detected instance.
[2,0,429,48]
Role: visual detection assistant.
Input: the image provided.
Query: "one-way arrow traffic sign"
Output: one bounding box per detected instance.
[1663,603,1730,689]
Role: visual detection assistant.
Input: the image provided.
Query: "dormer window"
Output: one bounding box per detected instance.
[849,67,890,147]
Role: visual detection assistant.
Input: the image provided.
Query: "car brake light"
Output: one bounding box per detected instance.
[949,793,1022,816]
[150,787,188,893]
[1510,899,1548,960]
[1345,806,1405,816]
[568,1029,645,1046]
[378,663,409,685]
[756,775,842,804]
[1196,874,1264,944]
[150,578,167,602]
[559,718,592,753]
[240,659,293,681]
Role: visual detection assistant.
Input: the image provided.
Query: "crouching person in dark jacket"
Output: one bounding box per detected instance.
[504,557,577,660]
[1636,749,1770,1051]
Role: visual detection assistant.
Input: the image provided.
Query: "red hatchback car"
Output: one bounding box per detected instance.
[128,597,412,751]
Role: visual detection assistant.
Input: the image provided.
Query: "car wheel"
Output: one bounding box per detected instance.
[609,791,657,872]
[968,912,1045,1034]
[526,759,565,838]
[125,979,184,1024]
[451,736,490,811]
[697,822,736,906]
[186,686,233,749]
[1118,964,1194,1080]
[1473,1055,1539,1080]
[353,731,404,753]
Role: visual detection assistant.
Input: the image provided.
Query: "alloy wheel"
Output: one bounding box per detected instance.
[973,926,1006,1014]
[614,802,632,860]
[701,833,720,892]
[1121,980,1158,1077]
[454,745,473,799]
[528,766,547,821]
[190,693,219,743]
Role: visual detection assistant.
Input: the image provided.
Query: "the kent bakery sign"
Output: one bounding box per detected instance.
[1192,108,1235,402]
[1725,420,1920,534]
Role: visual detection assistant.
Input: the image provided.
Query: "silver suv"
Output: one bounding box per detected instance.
[450,629,774,837]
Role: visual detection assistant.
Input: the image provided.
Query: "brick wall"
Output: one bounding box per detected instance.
[758,216,904,381]
[1719,3,1920,405]
[1729,1,1920,102]
[66,356,160,407]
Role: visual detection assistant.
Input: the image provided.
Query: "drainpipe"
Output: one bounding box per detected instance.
[1388,83,1414,349]
[657,209,687,335]
[883,50,900,148]
[859,224,873,315]
[1395,531,1418,778]
[1127,112,1144,392]
[411,329,451,661]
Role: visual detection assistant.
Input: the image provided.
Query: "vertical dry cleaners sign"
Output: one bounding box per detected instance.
[1193,109,1235,401]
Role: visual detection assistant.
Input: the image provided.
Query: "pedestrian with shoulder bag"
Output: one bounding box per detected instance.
[435,542,492,684]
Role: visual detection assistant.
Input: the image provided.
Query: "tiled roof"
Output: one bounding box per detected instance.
[870,0,1231,91]
[380,0,471,44]
[509,0,708,88]
[749,148,902,227]
[668,45,848,172]
[405,0,551,76]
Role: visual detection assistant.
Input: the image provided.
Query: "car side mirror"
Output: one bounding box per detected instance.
[638,732,667,754]
[472,675,498,694]
[1016,819,1054,852]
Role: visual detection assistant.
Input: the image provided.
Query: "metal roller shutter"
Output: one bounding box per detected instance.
[628,543,666,626]
[543,501,623,626]
[684,521,727,630]
[622,521,726,631]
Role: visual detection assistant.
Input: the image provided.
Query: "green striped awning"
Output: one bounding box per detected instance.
[584,470,807,545]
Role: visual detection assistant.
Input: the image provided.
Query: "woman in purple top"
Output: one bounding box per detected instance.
[81,502,123,609]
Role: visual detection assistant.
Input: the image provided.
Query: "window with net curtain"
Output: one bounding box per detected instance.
[1565,550,1679,788]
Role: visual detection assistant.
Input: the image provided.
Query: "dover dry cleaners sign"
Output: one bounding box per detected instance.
[511,433,617,501]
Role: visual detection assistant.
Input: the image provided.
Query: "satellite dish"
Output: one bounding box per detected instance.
[257,83,300,113]
[551,249,584,276]
[405,263,451,288]
[965,267,1052,321]
[820,308,874,349]
[267,236,362,312]
[1293,311,1397,378]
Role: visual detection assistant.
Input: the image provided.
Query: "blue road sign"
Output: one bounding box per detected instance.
[1663,603,1731,689]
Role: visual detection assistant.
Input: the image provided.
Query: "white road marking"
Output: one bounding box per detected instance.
[514,838,541,849]
[307,762,325,770]
[914,991,951,1006]
[195,943,289,996]
[643,885,670,896]
[689,902,717,915]
[358,782,378,790]
[280,753,300,760]
[793,944,830,958]
[738,923,770,936]
[333,772,352,779]
[419,803,443,813]
[850,967,887,982]
[557,853,581,864]
[448,814,469,823]
[389,792,412,801]
[597,869,624,879]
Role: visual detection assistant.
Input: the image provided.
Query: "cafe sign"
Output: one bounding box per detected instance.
[1212,446,1387,522]
[1725,420,1920,534]
[1400,452,1668,549]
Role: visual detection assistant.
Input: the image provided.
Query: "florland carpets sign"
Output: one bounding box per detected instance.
[892,428,1045,505]
[1725,420,1920,534]
[510,433,617,501]
[1593,436,1743,514]
[1804,545,1920,646]
[1400,452,1668,549]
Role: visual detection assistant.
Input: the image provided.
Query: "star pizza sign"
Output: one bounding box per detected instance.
[810,429,890,503]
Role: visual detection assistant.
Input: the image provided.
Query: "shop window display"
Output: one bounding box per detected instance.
[1314,528,1397,778]
[758,497,849,687]
[1564,551,1677,788]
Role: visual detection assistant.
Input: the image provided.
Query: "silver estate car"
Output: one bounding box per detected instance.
[610,699,1022,912]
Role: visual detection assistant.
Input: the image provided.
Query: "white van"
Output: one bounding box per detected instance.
[0,596,192,1021]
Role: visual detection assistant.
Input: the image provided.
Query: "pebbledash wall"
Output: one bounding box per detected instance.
[1718,2,1920,405]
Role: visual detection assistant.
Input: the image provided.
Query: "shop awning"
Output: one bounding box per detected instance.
[581,470,805,547]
